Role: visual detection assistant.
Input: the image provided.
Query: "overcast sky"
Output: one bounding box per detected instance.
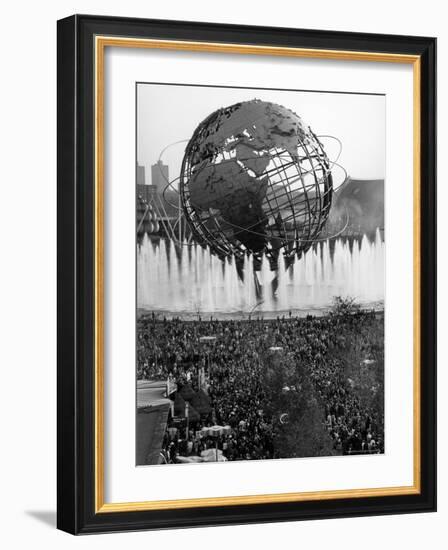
[137,83,385,187]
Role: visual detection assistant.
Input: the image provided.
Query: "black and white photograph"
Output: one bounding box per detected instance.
[136,83,385,466]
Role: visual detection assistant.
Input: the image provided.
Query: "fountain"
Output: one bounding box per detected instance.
[137,230,384,318]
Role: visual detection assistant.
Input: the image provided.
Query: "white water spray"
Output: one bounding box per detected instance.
[137,231,384,316]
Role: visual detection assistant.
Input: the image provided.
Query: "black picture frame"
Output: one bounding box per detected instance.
[57,14,436,534]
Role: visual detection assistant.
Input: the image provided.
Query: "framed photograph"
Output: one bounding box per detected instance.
[57,15,436,534]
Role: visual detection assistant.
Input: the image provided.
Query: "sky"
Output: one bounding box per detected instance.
[137,83,385,187]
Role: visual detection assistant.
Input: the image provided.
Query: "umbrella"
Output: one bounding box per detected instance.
[200,449,227,462]
[200,425,231,438]
[199,336,217,343]
[200,425,232,461]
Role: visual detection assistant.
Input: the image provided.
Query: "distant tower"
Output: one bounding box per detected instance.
[151,160,169,195]
[136,163,146,187]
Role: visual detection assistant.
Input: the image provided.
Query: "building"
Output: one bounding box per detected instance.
[136,160,183,239]
[151,160,169,195]
[136,163,145,186]
[136,380,171,465]
[324,177,384,237]
[136,163,157,203]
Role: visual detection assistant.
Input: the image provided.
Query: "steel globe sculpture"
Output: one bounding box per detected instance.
[180,99,334,268]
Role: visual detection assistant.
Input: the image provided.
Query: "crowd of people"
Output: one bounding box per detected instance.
[137,307,384,463]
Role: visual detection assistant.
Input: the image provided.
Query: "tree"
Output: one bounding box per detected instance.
[262,350,335,458]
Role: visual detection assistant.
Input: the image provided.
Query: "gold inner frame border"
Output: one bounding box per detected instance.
[94,35,421,514]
